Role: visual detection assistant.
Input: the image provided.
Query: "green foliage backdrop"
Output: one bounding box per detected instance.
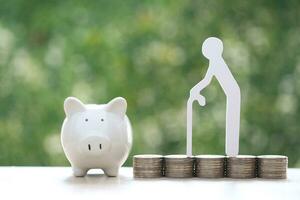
[0,0,300,167]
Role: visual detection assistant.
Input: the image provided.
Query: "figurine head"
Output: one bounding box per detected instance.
[202,37,223,60]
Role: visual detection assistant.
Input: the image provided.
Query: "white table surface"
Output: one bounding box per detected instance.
[1,167,299,200]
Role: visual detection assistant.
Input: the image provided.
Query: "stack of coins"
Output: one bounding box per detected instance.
[133,154,163,178]
[195,155,225,178]
[226,155,257,178]
[257,155,288,179]
[164,155,194,178]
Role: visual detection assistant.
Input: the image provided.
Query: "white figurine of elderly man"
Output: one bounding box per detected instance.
[187,37,241,157]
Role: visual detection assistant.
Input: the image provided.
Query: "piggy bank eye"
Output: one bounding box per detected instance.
[101,118,104,122]
[85,118,88,122]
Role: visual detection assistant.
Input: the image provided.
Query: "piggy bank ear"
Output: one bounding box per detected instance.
[106,97,127,116]
[64,97,86,118]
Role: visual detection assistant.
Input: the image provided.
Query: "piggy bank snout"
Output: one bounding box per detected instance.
[79,136,111,156]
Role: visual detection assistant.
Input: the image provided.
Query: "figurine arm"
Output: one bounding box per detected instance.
[190,67,213,94]
[189,66,214,106]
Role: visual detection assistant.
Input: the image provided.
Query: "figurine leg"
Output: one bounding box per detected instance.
[225,93,241,157]
[72,166,87,177]
[103,166,119,177]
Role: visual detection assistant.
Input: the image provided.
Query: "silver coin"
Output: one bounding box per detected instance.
[195,155,225,178]
[133,154,163,178]
[164,155,195,178]
[226,155,257,179]
[257,155,288,179]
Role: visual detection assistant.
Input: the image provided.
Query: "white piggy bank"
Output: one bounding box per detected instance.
[61,96,132,177]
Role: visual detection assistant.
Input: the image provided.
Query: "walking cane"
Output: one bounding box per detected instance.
[187,94,205,157]
[186,97,193,157]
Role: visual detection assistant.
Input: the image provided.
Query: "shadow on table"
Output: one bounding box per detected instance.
[63,169,128,187]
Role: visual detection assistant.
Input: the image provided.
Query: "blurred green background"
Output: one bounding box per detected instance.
[0,0,300,167]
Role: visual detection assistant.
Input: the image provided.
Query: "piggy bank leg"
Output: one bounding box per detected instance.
[72,166,87,177]
[103,166,120,177]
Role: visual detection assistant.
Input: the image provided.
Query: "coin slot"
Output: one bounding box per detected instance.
[88,144,91,151]
[99,144,102,149]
